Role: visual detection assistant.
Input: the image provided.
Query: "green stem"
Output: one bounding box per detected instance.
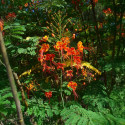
[60,48,64,107]
[58,11,64,107]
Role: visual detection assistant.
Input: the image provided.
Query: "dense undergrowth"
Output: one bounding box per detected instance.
[0,0,125,125]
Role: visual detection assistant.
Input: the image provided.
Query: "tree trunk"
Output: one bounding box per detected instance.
[13,72,28,108]
[0,31,25,125]
[90,0,103,57]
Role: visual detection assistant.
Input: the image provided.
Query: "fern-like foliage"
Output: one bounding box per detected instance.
[0,87,16,119]
[26,98,60,125]
[83,85,125,119]
[61,105,125,125]
[4,22,26,40]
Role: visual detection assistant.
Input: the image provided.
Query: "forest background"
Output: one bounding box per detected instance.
[0,0,125,125]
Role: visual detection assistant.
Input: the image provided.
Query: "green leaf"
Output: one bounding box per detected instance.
[17,48,27,54]
[11,35,23,39]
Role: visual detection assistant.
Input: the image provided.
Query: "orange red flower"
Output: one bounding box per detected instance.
[51,33,55,37]
[77,41,84,53]
[82,69,87,77]
[44,54,55,61]
[66,70,73,78]
[72,34,75,39]
[45,91,52,99]
[66,28,68,32]
[83,82,86,85]
[54,41,67,50]
[73,56,81,64]
[6,12,16,20]
[42,35,48,42]
[24,3,28,7]
[66,47,79,56]
[103,8,112,15]
[26,83,34,91]
[57,63,65,70]
[67,81,77,90]
[39,43,49,53]
[67,81,78,100]
[61,37,70,44]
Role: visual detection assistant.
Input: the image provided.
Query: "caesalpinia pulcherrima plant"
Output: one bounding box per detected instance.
[37,11,101,106]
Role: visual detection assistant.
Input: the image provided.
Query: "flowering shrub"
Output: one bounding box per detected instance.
[37,11,101,105]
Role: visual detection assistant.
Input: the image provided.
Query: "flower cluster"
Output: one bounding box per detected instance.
[38,43,57,73]
[67,81,77,90]
[39,43,50,53]
[66,70,73,79]
[5,12,16,20]
[103,8,112,16]
[24,3,28,7]
[77,41,84,53]
[25,81,37,91]
[67,81,78,100]
[42,35,49,42]
[45,91,52,99]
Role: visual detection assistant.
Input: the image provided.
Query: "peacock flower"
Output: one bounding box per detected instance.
[42,35,48,42]
[77,41,84,53]
[26,82,36,98]
[72,34,75,39]
[82,69,87,77]
[54,41,67,50]
[57,62,65,71]
[73,56,81,64]
[38,53,44,64]
[39,43,49,53]
[66,47,78,56]
[5,12,16,20]
[45,91,52,99]
[67,81,78,99]
[75,29,77,31]
[51,33,55,37]
[67,81,77,90]
[43,65,55,72]
[103,8,112,16]
[66,70,73,78]
[61,37,70,44]
[24,3,28,7]
[28,83,34,90]
[83,82,86,85]
[44,54,55,61]
[66,28,68,32]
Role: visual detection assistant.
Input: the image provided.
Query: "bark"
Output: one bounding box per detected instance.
[90,0,108,90]
[0,31,25,125]
[117,0,124,57]
[112,0,117,59]
[13,72,28,108]
[109,0,117,95]
[90,0,103,57]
